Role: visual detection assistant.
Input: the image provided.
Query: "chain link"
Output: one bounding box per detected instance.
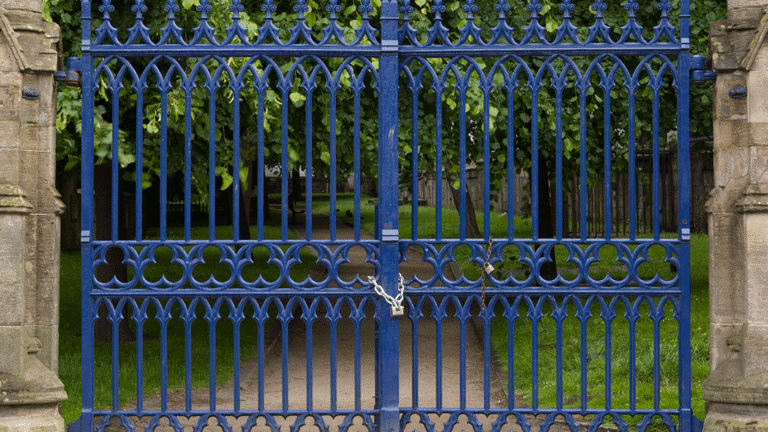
[368,273,406,316]
[479,236,494,313]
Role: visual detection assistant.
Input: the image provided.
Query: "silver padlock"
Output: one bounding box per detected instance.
[390,304,404,316]
[483,263,495,275]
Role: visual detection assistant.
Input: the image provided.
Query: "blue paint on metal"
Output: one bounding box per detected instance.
[74,1,698,431]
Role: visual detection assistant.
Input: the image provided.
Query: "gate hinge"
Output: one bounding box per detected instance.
[80,230,91,244]
[55,57,82,87]
[690,55,716,85]
[680,228,691,241]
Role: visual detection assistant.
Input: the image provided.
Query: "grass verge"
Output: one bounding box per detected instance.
[58,223,315,424]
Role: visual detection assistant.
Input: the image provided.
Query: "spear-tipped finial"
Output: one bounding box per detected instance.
[260,0,276,20]
[591,0,608,18]
[99,0,115,21]
[495,0,511,20]
[559,0,575,19]
[527,0,543,19]
[358,0,374,20]
[463,0,479,21]
[624,0,640,19]
[431,0,446,21]
[164,0,181,20]
[131,0,148,20]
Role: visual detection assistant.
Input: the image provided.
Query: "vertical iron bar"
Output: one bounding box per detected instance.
[305,302,314,411]
[136,85,144,241]
[459,82,467,240]
[435,88,444,241]
[435,310,443,411]
[135,302,145,414]
[677,40,694,432]
[411,84,419,241]
[531,304,539,412]
[305,78,314,240]
[329,90,338,241]
[483,300,491,411]
[111,84,119,242]
[579,83,588,241]
[282,303,290,411]
[233,89,241,242]
[652,86,661,240]
[378,4,401,430]
[604,302,613,412]
[653,303,661,411]
[603,85,612,240]
[354,302,362,411]
[184,82,192,241]
[459,305,467,410]
[555,80,563,240]
[160,85,168,242]
[111,312,119,411]
[354,88,362,242]
[281,87,290,242]
[482,86,491,239]
[507,300,515,410]
[209,302,217,412]
[531,87,539,240]
[160,302,169,412]
[629,305,637,413]
[580,301,588,414]
[412,305,420,409]
[329,302,338,412]
[185,305,192,413]
[208,84,217,242]
[507,82,515,239]
[258,301,266,412]
[555,301,564,411]
[257,89,266,240]
[233,307,241,413]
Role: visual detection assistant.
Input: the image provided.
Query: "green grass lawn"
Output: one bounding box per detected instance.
[325,195,710,423]
[58,223,316,423]
[60,196,709,426]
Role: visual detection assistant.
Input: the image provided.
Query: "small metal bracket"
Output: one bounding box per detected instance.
[22,88,40,100]
[728,86,747,99]
[381,39,398,54]
[80,230,91,244]
[681,228,691,241]
[381,229,398,242]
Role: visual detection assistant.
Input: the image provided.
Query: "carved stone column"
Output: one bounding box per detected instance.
[0,0,66,430]
[704,2,768,430]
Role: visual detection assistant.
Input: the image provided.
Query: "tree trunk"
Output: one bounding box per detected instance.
[447,178,482,238]
[93,164,135,343]
[228,180,252,240]
[536,154,558,281]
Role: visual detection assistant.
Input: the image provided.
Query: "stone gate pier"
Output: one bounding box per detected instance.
[704,0,768,430]
[0,0,66,430]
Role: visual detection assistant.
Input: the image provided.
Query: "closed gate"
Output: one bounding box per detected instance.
[71,1,697,432]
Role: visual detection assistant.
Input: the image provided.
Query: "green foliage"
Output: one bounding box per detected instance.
[46,0,726,199]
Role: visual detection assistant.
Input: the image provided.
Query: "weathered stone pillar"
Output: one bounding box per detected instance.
[704,1,768,430]
[0,0,67,430]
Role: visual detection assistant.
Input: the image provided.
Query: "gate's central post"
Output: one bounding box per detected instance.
[377,1,401,431]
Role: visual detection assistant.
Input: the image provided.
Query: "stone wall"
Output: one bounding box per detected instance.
[0,0,66,430]
[704,1,768,430]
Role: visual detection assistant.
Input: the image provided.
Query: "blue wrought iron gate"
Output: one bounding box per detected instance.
[71,1,698,431]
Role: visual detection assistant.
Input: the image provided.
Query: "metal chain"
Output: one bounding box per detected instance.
[479,236,494,313]
[368,273,406,316]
